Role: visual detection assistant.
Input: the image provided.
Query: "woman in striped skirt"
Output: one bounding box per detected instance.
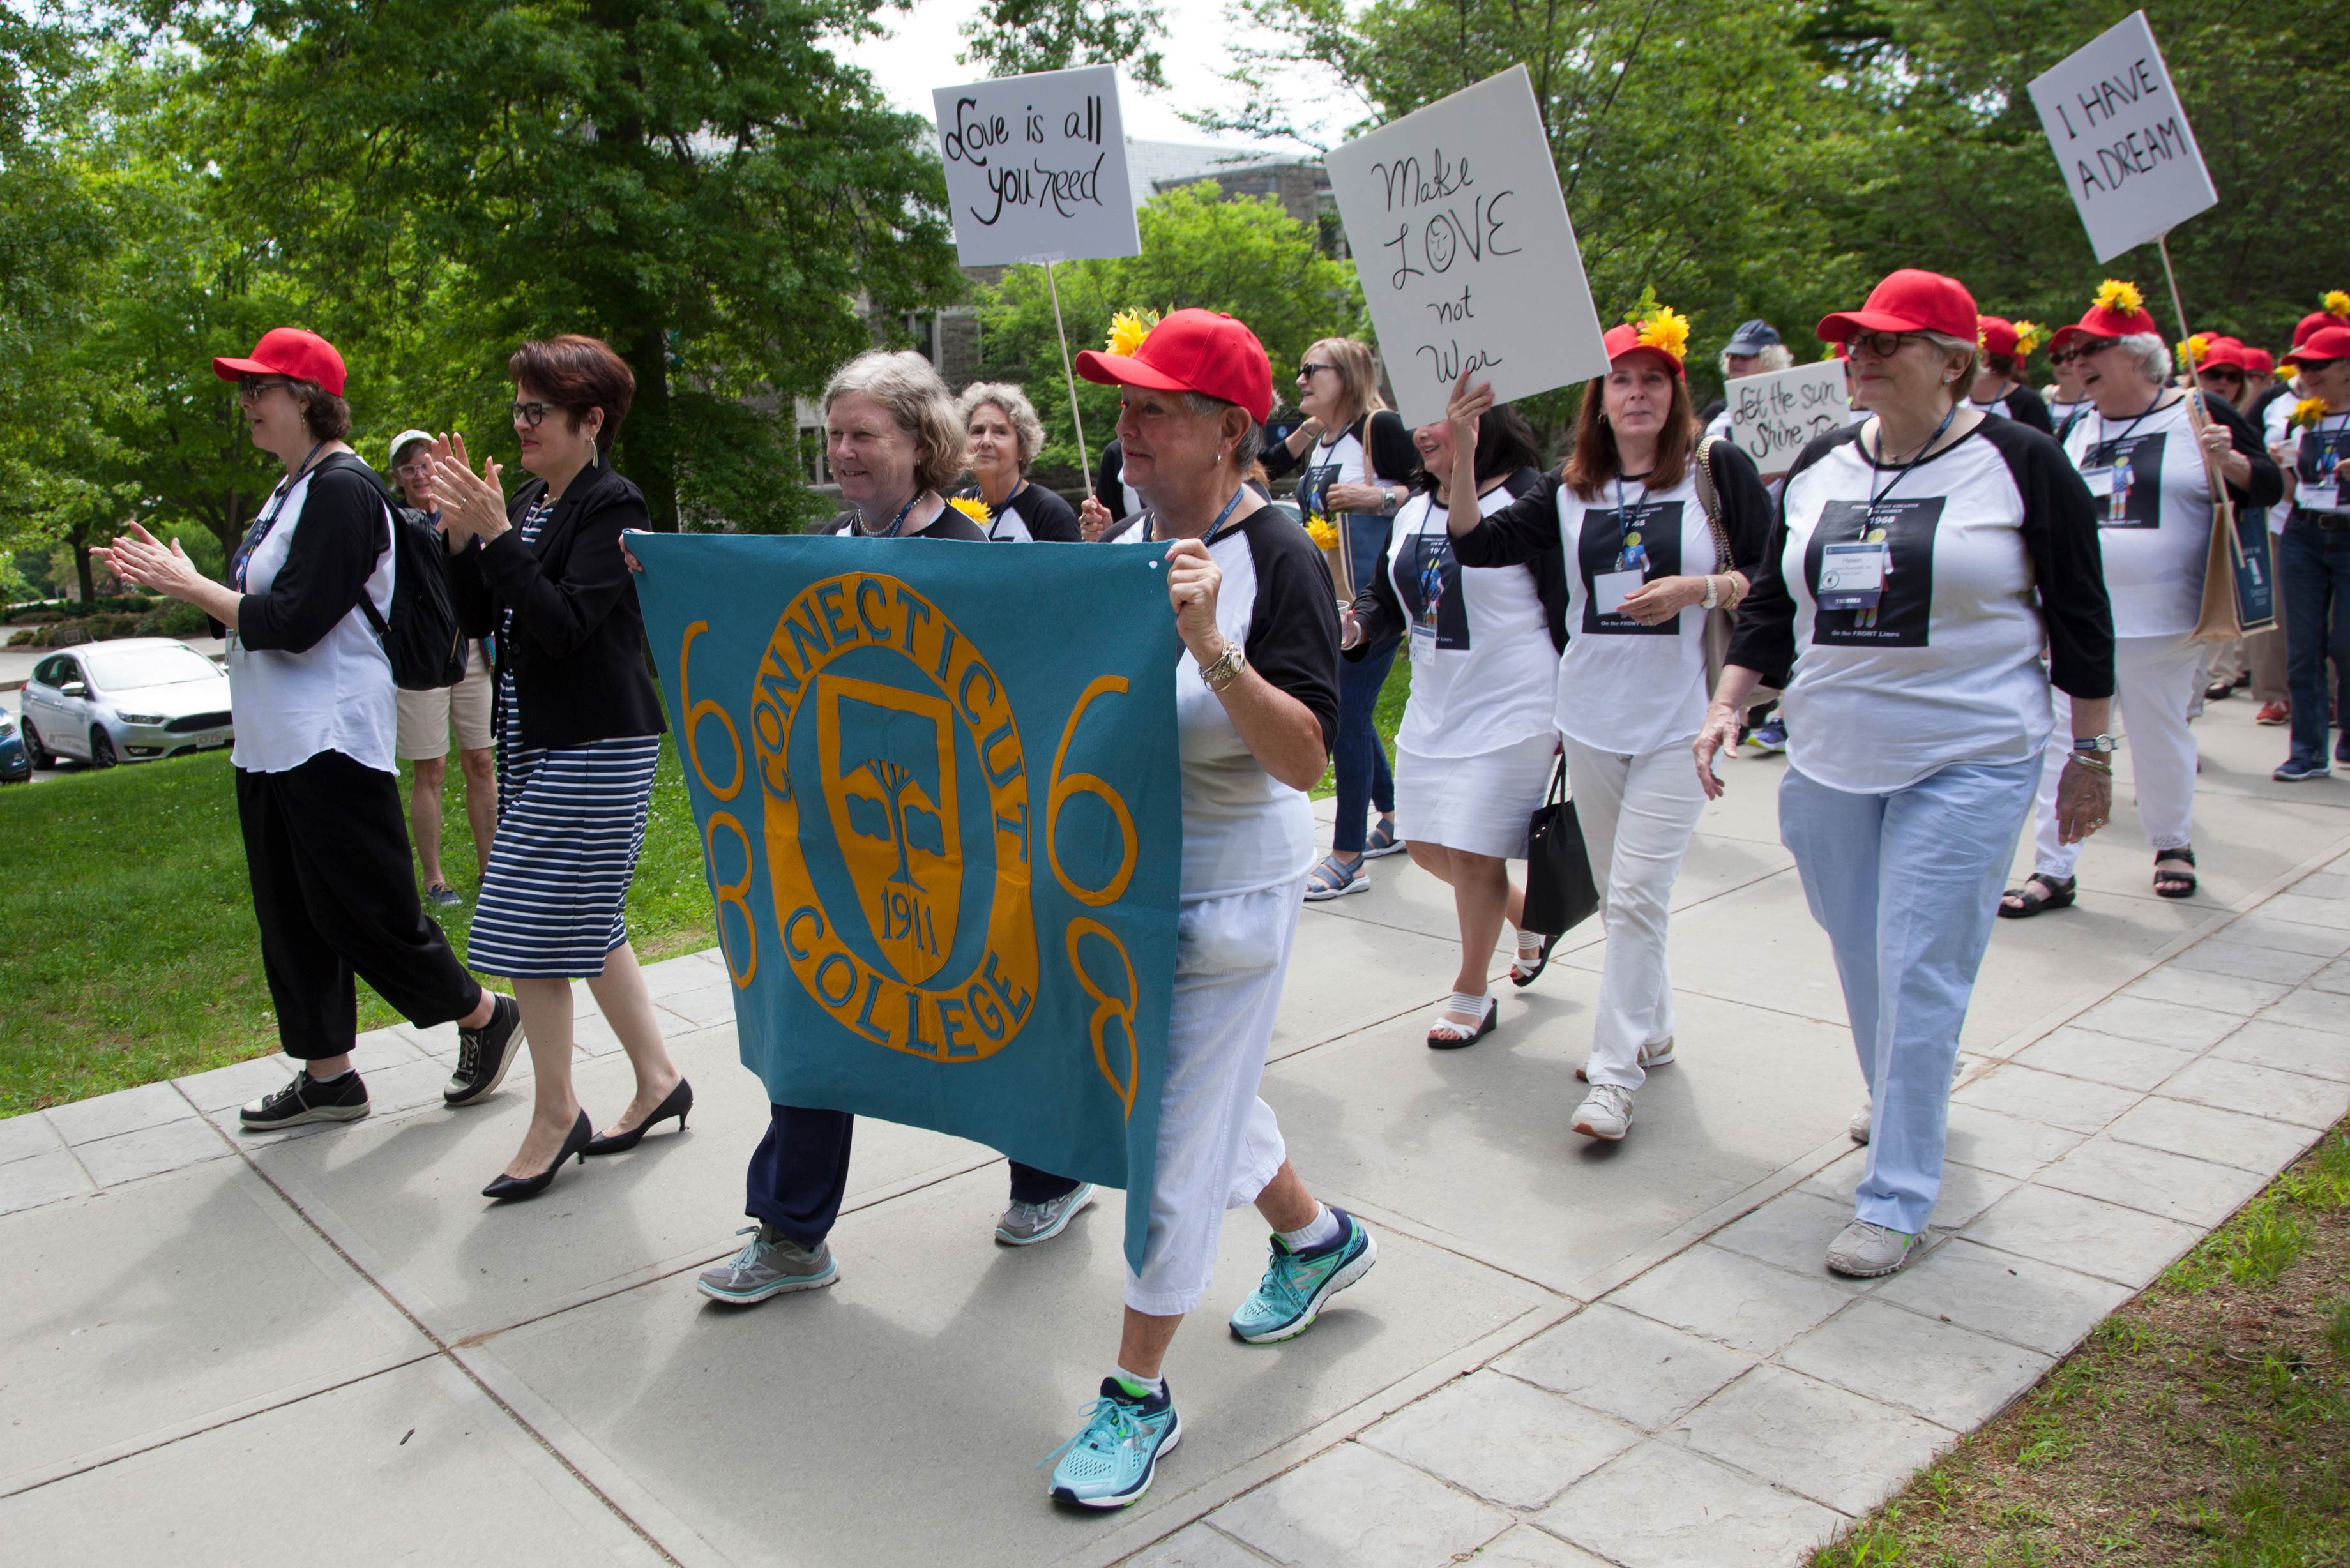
[432,335,688,1200]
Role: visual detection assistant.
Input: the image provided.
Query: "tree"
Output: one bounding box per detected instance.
[960,0,1167,91]
[974,181,1366,474]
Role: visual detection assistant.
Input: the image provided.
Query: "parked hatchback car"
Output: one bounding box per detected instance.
[20,639,233,769]
[0,708,29,783]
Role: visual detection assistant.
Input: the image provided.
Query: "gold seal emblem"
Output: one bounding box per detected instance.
[749,572,1037,1060]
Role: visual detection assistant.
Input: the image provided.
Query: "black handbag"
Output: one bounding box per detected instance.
[1520,756,1601,937]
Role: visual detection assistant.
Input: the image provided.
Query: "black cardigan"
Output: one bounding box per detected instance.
[446,459,667,750]
[1346,467,1563,656]
[1262,409,1418,486]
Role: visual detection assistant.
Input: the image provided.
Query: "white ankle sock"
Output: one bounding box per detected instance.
[1113,1364,1164,1398]
[1277,1204,1342,1252]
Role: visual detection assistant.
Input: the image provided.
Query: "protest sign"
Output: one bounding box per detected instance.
[1723,361,1856,478]
[1324,64,1609,428]
[2027,11,2216,262]
[630,533,1183,1270]
[933,64,1141,268]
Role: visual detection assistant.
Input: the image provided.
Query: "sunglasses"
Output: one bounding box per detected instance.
[236,375,292,403]
[1296,361,1334,378]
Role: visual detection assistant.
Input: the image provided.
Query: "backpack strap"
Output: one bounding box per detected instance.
[311,451,398,649]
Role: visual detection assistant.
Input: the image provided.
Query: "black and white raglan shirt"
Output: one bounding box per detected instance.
[2272,400,2350,529]
[1346,468,1557,759]
[1725,418,2114,795]
[953,481,1082,543]
[2059,391,2279,639]
[815,507,990,543]
[1455,444,1775,757]
[1263,411,1418,536]
[1969,383,2055,436]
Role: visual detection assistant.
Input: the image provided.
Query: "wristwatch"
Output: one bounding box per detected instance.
[2072,734,2116,757]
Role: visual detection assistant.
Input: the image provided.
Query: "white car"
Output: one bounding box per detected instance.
[20,638,234,769]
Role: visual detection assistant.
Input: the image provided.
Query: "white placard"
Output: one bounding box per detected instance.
[932,65,1142,268]
[1324,65,1609,428]
[1723,361,1856,479]
[2026,11,2216,263]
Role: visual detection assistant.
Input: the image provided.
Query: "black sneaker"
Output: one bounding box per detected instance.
[241,1069,369,1131]
[444,992,524,1107]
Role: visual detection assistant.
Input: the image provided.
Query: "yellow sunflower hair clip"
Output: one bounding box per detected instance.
[946,495,992,526]
[2094,279,2145,315]
[2324,291,2350,320]
[1105,308,1161,358]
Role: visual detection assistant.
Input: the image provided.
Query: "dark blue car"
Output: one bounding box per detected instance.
[0,709,29,783]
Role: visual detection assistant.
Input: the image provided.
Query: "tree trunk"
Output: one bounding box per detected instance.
[73,539,95,603]
[623,323,679,532]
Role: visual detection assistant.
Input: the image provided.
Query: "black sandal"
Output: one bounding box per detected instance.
[1998,873,2077,919]
[1510,931,1558,988]
[2153,847,2197,900]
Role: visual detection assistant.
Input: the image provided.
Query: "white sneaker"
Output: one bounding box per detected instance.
[1576,1038,1674,1083]
[1572,1084,1635,1141]
[1825,1219,1924,1278]
[1849,1102,1873,1144]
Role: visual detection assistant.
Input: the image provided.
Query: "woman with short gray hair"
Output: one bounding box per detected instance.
[956,381,1081,541]
[819,350,968,528]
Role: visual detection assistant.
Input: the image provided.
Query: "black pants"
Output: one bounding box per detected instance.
[236,750,484,1060]
[745,1104,1080,1247]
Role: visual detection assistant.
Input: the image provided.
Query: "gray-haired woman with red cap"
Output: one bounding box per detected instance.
[1690,271,2117,1281]
[95,329,519,1136]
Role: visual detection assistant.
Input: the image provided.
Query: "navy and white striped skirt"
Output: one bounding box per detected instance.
[467,735,662,979]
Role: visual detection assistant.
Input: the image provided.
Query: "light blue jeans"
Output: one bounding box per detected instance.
[1778,755,2042,1235]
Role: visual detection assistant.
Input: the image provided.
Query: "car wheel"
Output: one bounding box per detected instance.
[22,719,52,769]
[89,728,118,769]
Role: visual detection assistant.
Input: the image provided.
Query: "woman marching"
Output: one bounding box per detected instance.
[955,381,1083,541]
[1342,402,1560,1048]
[1969,318,2054,433]
[1448,301,1774,1141]
[1262,337,1418,898]
[1047,309,1376,1507]
[1695,268,2116,1278]
[2001,282,2278,915]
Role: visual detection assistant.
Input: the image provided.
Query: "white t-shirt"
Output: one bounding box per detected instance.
[1384,486,1554,757]
[1295,426,1367,534]
[2286,410,2350,522]
[227,467,397,774]
[1772,427,2054,794]
[1551,469,1724,756]
[2061,396,2210,638]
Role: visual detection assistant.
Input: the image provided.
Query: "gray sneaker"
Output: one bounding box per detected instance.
[1577,1037,1674,1083]
[1849,1101,1874,1144]
[1825,1220,1924,1278]
[696,1225,838,1304]
[996,1182,1096,1246]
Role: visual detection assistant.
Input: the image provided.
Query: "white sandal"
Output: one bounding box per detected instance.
[1427,992,1497,1050]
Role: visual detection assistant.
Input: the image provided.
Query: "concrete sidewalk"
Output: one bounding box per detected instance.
[4,697,2347,1567]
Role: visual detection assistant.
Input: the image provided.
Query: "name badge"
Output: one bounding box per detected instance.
[1819,540,1890,610]
[1595,568,1642,615]
[2080,467,2116,499]
[1410,619,1438,661]
[2301,481,2342,514]
[224,635,246,668]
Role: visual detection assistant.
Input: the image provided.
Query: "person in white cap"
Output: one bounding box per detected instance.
[386,428,498,905]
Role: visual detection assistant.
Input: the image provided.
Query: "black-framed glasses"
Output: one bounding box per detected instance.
[1297,361,1334,378]
[1845,331,1924,360]
[511,401,554,428]
[237,375,292,403]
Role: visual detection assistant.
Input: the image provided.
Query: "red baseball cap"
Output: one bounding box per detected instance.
[213,328,348,398]
[2284,326,2350,366]
[1075,308,1272,424]
[1600,322,1685,378]
[2190,337,2247,372]
[2243,347,2276,376]
[1977,316,2024,358]
[1818,269,1978,345]
[2293,311,2342,349]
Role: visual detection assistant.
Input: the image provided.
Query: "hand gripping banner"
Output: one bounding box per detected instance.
[630,534,1183,1271]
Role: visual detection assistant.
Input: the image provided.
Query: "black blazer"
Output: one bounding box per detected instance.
[446,458,667,750]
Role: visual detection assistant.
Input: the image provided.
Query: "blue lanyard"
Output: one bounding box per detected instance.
[232,442,326,592]
[1153,483,1250,548]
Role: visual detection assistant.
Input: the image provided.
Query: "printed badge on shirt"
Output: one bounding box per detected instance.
[2077,432,2165,529]
[2297,428,2350,515]
[1575,499,1683,638]
[1807,496,1943,647]
[1403,531,1469,659]
[1298,462,1342,530]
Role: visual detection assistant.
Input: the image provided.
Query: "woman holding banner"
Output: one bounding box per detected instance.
[1042,308,1374,1509]
[1263,338,1418,898]
[1692,268,2117,1278]
[2003,282,2277,913]
[1445,303,1774,1141]
[956,381,1082,542]
[1342,402,1558,1047]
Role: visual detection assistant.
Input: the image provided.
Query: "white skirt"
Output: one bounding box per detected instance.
[1394,732,1558,860]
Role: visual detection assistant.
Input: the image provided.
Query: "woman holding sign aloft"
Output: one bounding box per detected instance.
[1692,268,2118,1278]
[1446,300,1774,1140]
[2003,281,2277,913]
[1264,338,1418,898]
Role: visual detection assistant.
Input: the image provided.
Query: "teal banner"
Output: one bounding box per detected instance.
[628,533,1182,1270]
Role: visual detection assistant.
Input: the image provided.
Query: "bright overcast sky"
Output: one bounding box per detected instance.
[837,0,1334,151]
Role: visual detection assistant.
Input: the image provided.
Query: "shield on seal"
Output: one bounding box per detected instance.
[817,672,964,986]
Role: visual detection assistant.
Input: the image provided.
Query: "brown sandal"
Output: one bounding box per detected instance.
[1998,873,2077,918]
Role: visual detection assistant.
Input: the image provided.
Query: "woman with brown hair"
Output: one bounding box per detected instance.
[1265,336,1418,898]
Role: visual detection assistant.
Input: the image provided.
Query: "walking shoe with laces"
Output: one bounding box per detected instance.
[1572,1083,1635,1141]
[1826,1219,1925,1278]
[1744,719,1788,753]
[1045,1377,1181,1508]
[241,1069,369,1131]
[1849,1102,1874,1143]
[695,1225,838,1304]
[2257,700,2289,725]
[996,1182,1096,1245]
[444,993,525,1107]
[2275,756,2332,783]
[1576,1037,1674,1082]
[1229,1209,1376,1343]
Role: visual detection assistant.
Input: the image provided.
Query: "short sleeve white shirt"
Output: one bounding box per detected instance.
[1384,487,1554,757]
[1550,469,1724,756]
[2061,396,2210,638]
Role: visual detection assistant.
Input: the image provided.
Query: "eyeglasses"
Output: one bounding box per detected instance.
[393,459,433,479]
[1844,331,1924,360]
[1297,362,1334,378]
[237,375,292,403]
[511,401,555,428]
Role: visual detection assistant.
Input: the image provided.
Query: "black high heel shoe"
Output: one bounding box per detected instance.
[482,1108,593,1200]
[582,1078,694,1156]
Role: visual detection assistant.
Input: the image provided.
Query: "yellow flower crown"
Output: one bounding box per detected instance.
[2094,279,2145,315]
[1105,308,1161,358]
[946,495,992,526]
[2011,321,2043,358]
[2293,397,2330,430]
[2324,290,2350,320]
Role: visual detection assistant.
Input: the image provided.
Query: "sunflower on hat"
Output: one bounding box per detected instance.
[2324,291,2350,321]
[2096,280,2146,315]
[2011,321,2043,358]
[2176,333,2211,371]
[1104,308,1160,358]
[1619,288,1690,361]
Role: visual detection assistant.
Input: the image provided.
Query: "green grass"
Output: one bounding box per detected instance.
[0,746,715,1115]
[1310,650,1411,800]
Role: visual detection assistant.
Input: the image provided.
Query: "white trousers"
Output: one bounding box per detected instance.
[1560,733,1708,1091]
[2032,633,2202,879]
[1123,878,1300,1316]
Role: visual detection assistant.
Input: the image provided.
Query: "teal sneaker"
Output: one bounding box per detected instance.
[1228,1208,1377,1344]
[1045,1377,1181,1508]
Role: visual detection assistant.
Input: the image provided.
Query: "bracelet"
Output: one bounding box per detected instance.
[1201,643,1247,692]
[2067,753,2112,774]
[1702,575,1721,610]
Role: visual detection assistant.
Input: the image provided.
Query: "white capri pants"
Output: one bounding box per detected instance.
[1124,877,1302,1316]
[2031,633,2202,879]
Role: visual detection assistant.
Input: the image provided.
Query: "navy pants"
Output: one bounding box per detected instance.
[2282,519,2350,767]
[1334,511,1399,855]
[745,1104,1078,1246]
